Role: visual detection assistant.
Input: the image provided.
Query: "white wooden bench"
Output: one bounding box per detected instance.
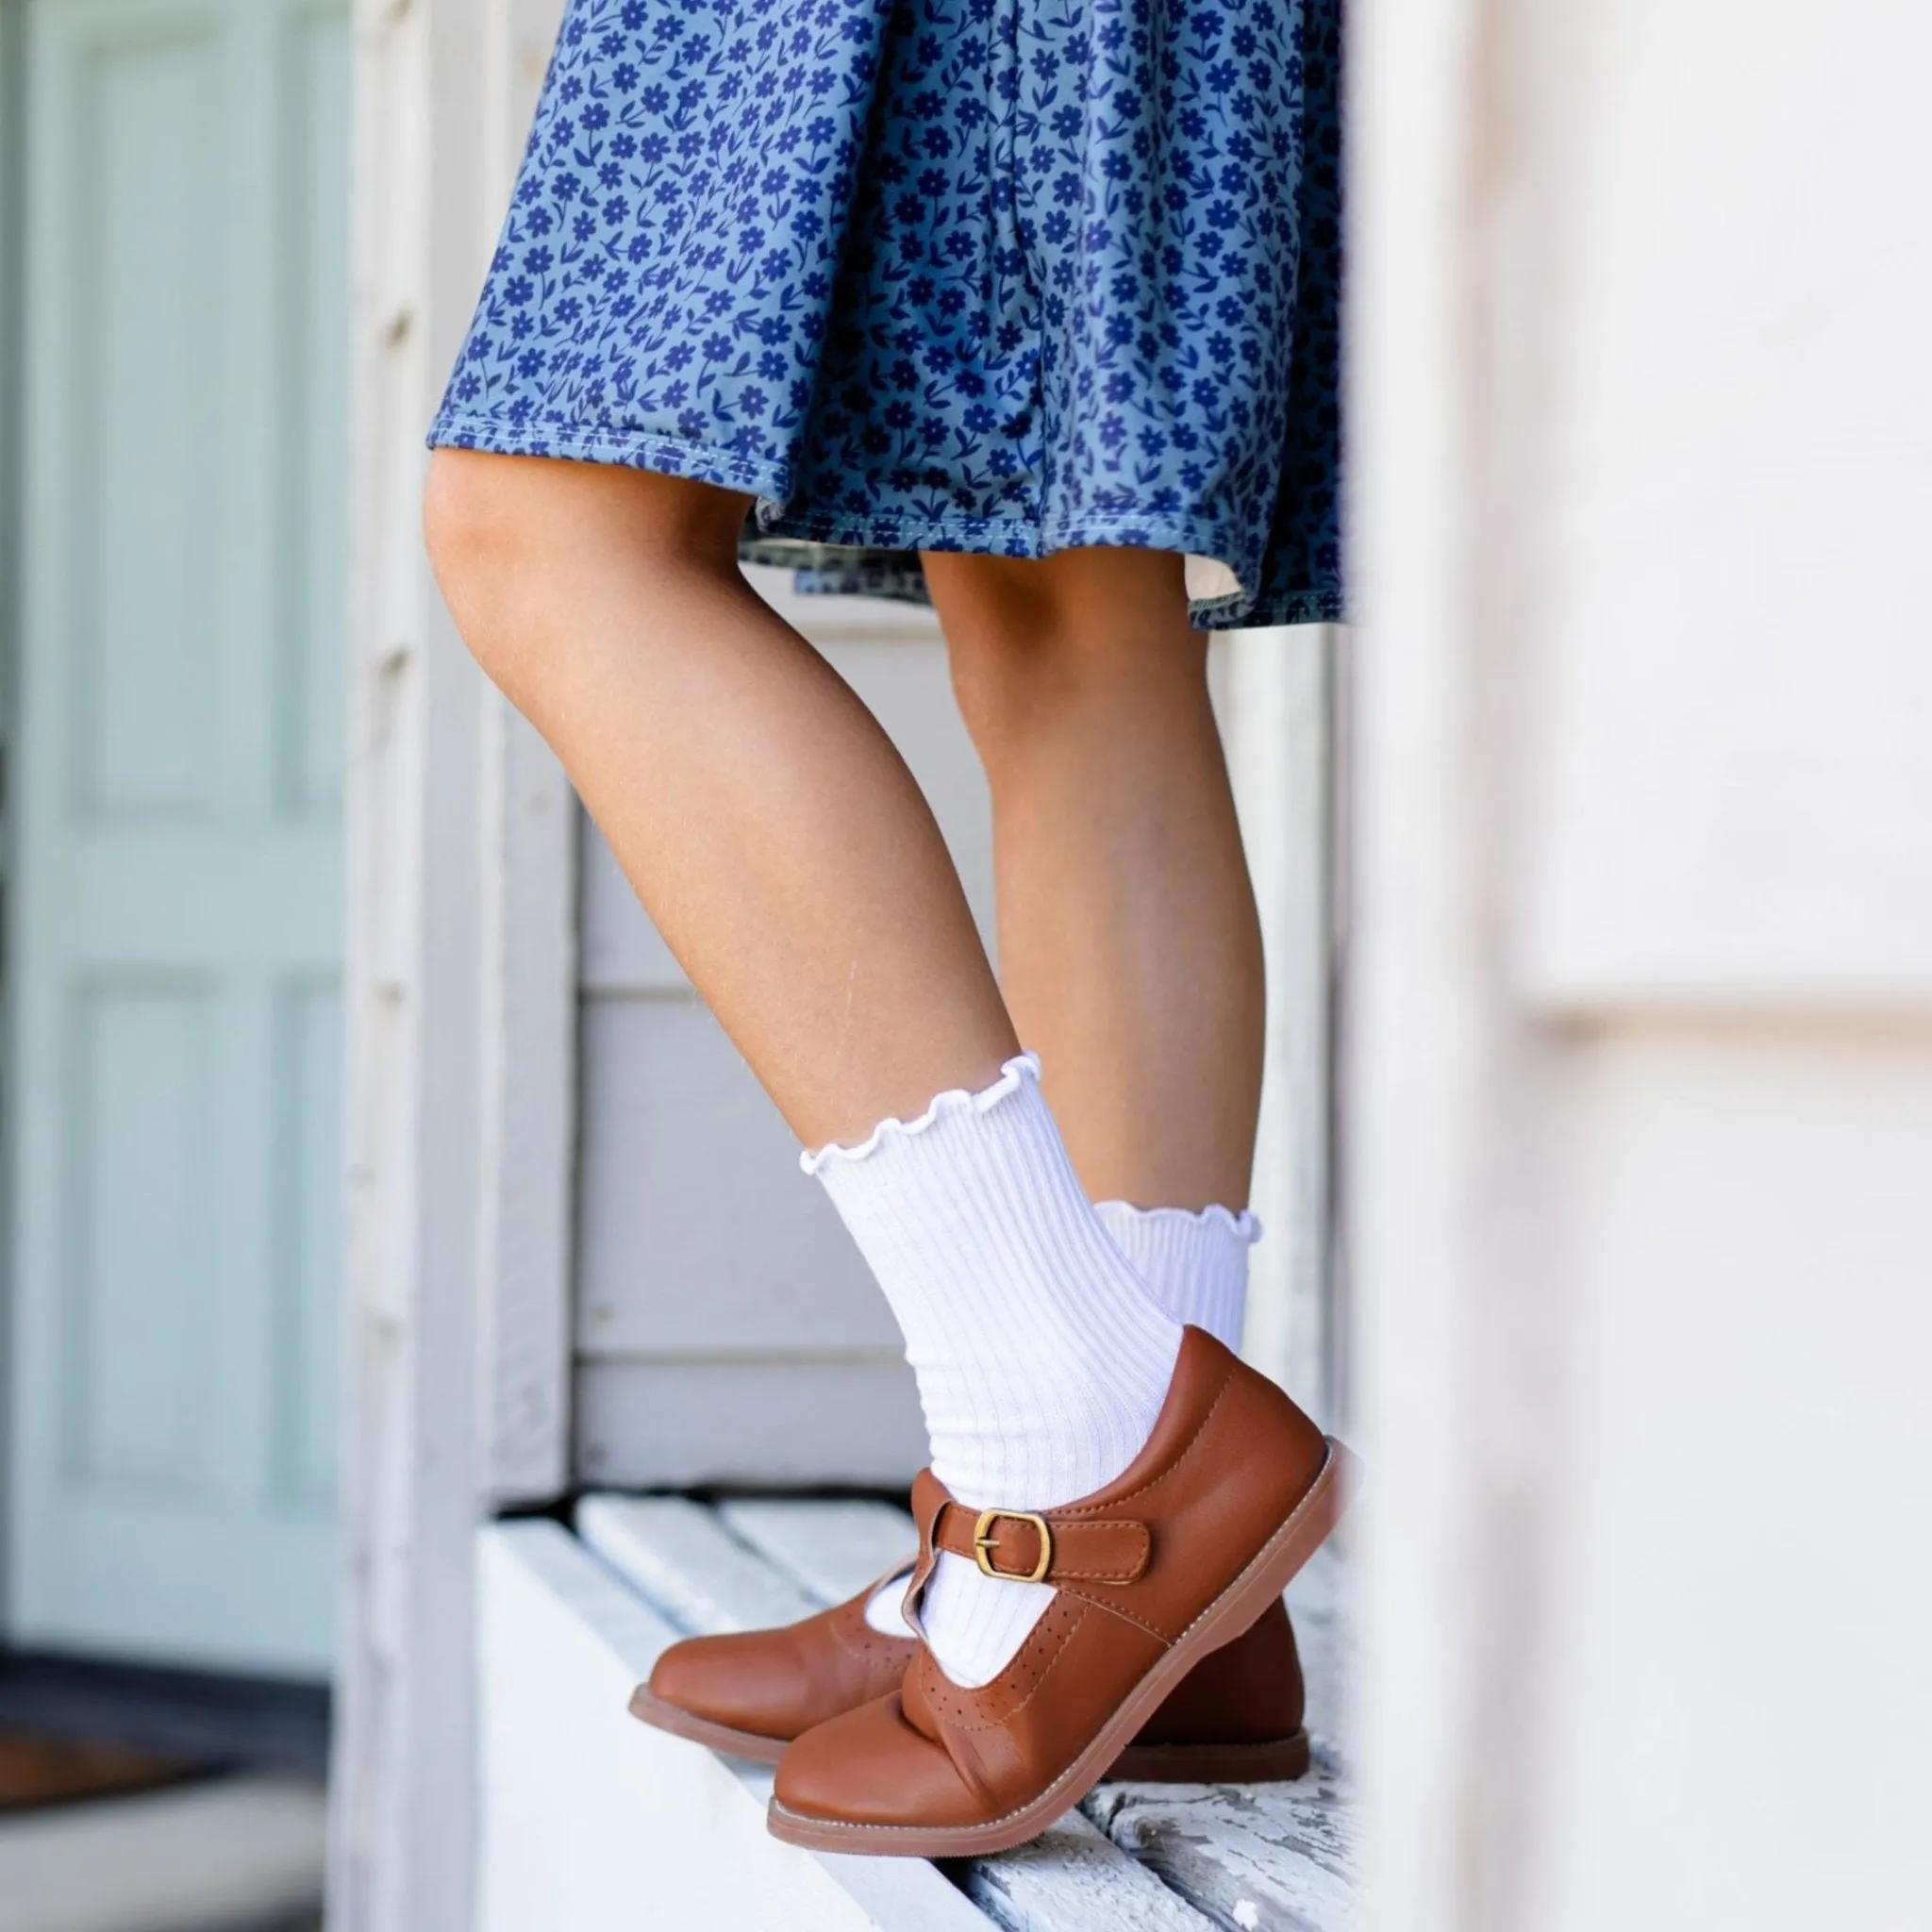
[477,1497,1355,1930]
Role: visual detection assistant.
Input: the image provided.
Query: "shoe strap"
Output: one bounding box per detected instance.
[909,1470,1152,1587]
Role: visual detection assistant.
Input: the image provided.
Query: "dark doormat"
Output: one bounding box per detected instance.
[0,1730,203,1813]
[0,1652,328,1774]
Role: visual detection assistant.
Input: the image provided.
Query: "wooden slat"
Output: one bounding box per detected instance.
[1080,1551,1357,1927]
[1087,1778,1357,1932]
[478,1522,990,1932]
[575,1495,820,1636]
[575,1357,925,1490]
[477,701,576,1507]
[580,1494,1242,1928]
[716,1497,915,1607]
[577,1493,1359,1929]
[572,997,900,1359]
[965,1810,1217,1932]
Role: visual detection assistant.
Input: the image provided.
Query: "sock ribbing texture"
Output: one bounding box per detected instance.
[805,1054,1183,1515]
[1091,1199,1259,1355]
[862,1192,1261,1644]
[808,1054,1183,1685]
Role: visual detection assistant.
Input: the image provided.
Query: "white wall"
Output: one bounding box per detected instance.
[1352,1,1932,1927]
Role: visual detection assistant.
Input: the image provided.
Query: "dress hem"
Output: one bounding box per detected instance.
[427,409,1346,631]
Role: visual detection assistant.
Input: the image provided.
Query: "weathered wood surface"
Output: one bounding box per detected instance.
[477,695,576,1507]
[477,1521,989,1931]
[717,1497,918,1605]
[1089,1779,1357,1932]
[576,1494,822,1635]
[961,1809,1217,1932]
[577,1494,1357,1932]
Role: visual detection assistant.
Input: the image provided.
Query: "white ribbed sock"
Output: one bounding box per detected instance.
[808,1054,1183,1687]
[1091,1199,1259,1354]
[861,1192,1261,1642]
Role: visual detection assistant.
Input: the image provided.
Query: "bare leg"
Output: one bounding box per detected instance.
[424,450,1017,1148]
[923,548,1265,1213]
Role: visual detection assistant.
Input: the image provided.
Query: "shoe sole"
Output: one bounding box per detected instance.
[626,1689,791,1765]
[1108,1730,1311,1783]
[628,1687,1312,1785]
[766,1435,1357,1857]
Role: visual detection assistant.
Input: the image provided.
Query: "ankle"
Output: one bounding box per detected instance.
[1093,1198,1258,1355]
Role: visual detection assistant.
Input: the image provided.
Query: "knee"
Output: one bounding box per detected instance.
[945,623,1065,769]
[422,448,747,698]
[422,449,559,701]
[422,447,534,618]
[943,587,1208,775]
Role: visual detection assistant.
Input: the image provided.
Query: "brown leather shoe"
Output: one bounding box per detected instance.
[631,1580,1311,1783]
[767,1327,1353,1856]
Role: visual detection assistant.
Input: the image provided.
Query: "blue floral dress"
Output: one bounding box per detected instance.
[429,0,1344,628]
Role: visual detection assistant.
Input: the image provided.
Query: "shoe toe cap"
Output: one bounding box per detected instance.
[648,1631,788,1734]
[774,1694,986,1831]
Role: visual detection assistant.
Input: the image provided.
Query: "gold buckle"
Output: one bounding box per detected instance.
[972,1509,1053,1584]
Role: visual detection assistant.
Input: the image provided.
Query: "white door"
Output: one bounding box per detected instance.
[6,0,350,1674]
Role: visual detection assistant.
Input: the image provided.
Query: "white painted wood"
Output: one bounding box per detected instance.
[477,693,576,1504]
[478,1520,991,1932]
[1082,1548,1357,1931]
[1221,625,1339,1424]
[458,0,575,1513]
[1088,1780,1356,1932]
[717,1497,917,1606]
[576,1493,1250,1927]
[1514,3,1932,1010]
[1347,0,1528,1922]
[332,0,564,1923]
[576,1357,927,1489]
[575,994,902,1356]
[1350,5,1932,1932]
[1528,1025,1932,1930]
[576,1493,823,1636]
[966,1810,1216,1932]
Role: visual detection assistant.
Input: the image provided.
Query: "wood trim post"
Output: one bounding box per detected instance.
[1222,625,1341,1425]
[475,6,576,1519]
[331,0,574,1924]
[1345,0,1557,1926]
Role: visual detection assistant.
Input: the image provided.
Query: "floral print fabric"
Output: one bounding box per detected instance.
[429,0,1344,627]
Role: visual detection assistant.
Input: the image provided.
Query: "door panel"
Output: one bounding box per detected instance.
[9,0,349,1674]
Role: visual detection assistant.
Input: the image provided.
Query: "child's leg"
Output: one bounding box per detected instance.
[425,450,1017,1147]
[924,548,1265,1350]
[425,454,1181,1686]
[923,547,1265,1216]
